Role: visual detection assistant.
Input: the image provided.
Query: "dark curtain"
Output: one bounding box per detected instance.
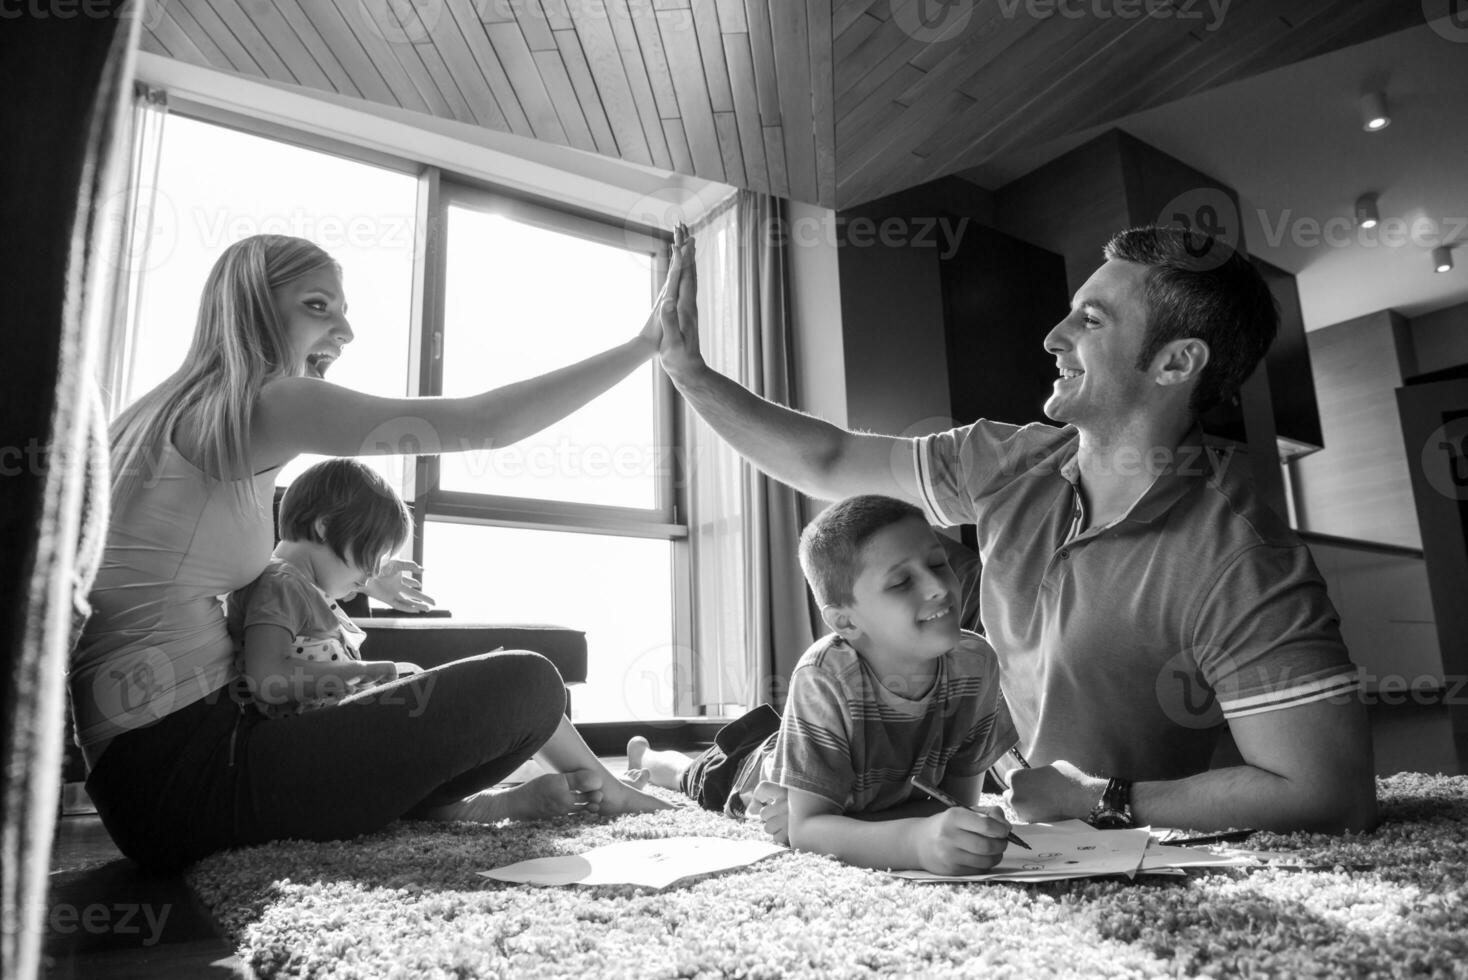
[1,4,139,979]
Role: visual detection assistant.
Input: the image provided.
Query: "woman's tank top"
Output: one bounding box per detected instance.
[70,438,280,768]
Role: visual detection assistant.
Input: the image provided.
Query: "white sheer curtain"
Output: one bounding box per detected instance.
[100,82,166,418]
[687,191,813,713]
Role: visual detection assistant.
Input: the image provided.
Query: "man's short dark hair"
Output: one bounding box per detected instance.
[1104,226,1277,417]
[278,458,412,570]
[799,495,926,608]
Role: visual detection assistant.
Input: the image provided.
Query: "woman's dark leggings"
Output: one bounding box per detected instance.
[84,651,567,871]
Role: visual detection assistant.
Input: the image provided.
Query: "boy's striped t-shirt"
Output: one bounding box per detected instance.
[733,630,1016,814]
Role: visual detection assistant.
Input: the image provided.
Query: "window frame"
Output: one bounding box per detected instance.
[136,103,700,718]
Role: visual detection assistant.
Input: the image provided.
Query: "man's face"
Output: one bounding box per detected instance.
[1041,258,1155,428]
[841,517,962,672]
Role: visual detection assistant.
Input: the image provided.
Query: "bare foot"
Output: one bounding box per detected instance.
[423,770,605,824]
[624,735,693,792]
[600,779,675,815]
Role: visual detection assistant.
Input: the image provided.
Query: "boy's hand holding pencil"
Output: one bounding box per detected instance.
[910,776,1030,876]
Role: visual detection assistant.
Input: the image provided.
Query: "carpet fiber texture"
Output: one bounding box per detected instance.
[187,773,1468,978]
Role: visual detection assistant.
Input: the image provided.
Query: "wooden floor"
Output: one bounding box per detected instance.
[44,813,244,979]
[42,754,645,979]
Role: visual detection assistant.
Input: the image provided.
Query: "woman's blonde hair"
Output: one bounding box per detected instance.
[109,234,338,511]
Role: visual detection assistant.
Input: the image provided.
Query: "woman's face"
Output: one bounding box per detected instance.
[272,266,353,378]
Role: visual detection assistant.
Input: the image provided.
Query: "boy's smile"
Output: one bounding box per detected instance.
[834,516,962,685]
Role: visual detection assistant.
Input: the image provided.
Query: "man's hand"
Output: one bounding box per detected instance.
[1006,761,1105,823]
[746,780,789,845]
[914,805,1011,876]
[656,223,704,383]
[639,224,690,350]
[361,559,435,614]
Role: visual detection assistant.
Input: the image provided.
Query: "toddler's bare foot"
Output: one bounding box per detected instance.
[624,735,693,792]
[425,771,604,824]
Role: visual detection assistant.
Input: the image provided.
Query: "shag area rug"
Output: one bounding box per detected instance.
[188,773,1468,978]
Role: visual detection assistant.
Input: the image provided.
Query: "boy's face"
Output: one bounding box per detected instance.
[835,517,961,664]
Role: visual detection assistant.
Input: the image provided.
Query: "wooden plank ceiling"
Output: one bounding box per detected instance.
[141,0,1420,210]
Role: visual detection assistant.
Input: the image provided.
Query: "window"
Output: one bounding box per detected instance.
[118,112,418,494]
[420,183,687,721]
[115,107,693,722]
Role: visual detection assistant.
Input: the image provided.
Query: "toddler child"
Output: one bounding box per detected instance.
[228,457,417,716]
[628,495,1019,875]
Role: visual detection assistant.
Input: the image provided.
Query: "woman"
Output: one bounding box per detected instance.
[73,229,692,869]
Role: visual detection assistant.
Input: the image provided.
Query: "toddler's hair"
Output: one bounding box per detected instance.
[277,458,412,571]
[798,495,926,608]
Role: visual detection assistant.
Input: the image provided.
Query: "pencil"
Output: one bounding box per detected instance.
[909,776,1031,850]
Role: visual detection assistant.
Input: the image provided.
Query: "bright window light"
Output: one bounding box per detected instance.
[127,114,417,494]
[439,206,658,509]
[422,521,677,722]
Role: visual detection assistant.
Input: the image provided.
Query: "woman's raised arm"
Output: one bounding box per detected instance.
[251,227,689,469]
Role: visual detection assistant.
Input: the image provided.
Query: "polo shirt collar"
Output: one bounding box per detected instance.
[1057,425,1214,527]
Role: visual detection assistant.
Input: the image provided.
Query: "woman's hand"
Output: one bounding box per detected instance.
[360,559,436,614]
[657,223,703,383]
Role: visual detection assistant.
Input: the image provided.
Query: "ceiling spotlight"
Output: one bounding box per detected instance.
[1433,246,1453,274]
[1361,91,1390,132]
[1355,193,1380,229]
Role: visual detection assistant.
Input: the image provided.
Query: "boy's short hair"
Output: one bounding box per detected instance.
[799,495,926,608]
[277,458,412,570]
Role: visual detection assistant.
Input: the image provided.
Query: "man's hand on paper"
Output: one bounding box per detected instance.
[1006,760,1106,822]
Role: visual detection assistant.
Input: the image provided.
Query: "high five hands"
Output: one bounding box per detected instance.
[639,222,703,380]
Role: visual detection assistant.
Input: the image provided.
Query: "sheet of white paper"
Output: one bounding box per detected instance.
[1140,840,1261,871]
[892,822,1153,883]
[479,836,786,890]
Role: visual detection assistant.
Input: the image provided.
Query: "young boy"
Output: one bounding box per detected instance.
[629,495,1018,875]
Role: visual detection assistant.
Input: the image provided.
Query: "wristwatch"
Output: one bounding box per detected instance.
[1087,777,1135,829]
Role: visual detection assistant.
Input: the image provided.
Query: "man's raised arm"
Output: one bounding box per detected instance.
[658,232,920,506]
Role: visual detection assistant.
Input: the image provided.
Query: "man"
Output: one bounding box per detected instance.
[658,225,1376,835]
